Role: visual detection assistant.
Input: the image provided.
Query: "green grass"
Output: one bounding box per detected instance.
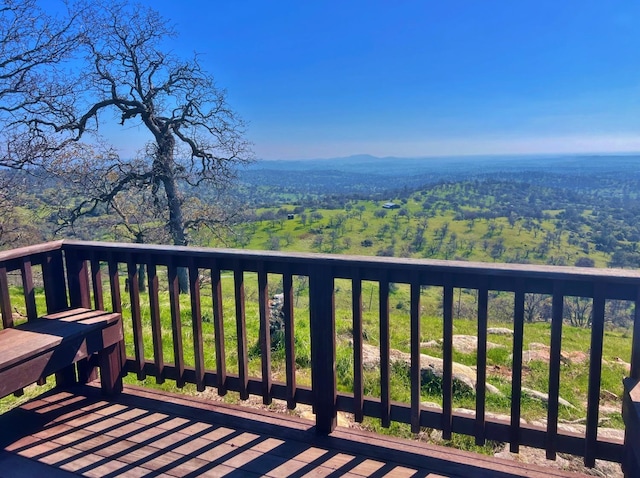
[232,197,611,268]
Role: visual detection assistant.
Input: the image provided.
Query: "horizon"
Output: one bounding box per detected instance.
[251,151,640,163]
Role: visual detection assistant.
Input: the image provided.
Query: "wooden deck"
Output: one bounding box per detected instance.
[0,384,591,478]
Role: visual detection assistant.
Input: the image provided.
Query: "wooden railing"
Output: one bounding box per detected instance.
[2,240,640,471]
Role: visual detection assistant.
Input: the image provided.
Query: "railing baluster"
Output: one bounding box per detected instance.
[442,276,454,440]
[546,281,564,460]
[475,282,488,445]
[510,282,526,453]
[90,257,104,310]
[20,259,37,321]
[211,262,226,395]
[234,263,249,400]
[0,266,13,329]
[2,264,22,395]
[379,275,391,428]
[410,275,421,433]
[352,272,364,422]
[585,283,606,467]
[189,260,205,392]
[284,270,296,409]
[108,255,125,369]
[66,250,90,308]
[61,250,90,386]
[258,264,272,404]
[21,260,40,387]
[127,260,145,380]
[147,262,164,383]
[108,255,122,314]
[42,249,68,313]
[168,261,185,387]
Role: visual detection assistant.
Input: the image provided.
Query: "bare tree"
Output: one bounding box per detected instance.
[565,296,592,328]
[524,293,549,323]
[1,0,80,170]
[56,1,251,228]
[0,1,82,248]
[27,2,253,290]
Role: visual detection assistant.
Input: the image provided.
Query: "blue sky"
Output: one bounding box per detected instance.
[97,1,640,159]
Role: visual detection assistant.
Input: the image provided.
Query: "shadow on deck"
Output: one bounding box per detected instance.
[0,384,590,478]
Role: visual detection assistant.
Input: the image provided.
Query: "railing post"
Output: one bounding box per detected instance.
[42,248,68,313]
[63,247,96,386]
[65,248,91,309]
[623,286,640,477]
[310,265,336,434]
[0,266,12,329]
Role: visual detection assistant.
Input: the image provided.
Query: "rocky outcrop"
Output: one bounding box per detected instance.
[521,387,575,408]
[519,343,589,365]
[420,335,506,354]
[487,327,513,336]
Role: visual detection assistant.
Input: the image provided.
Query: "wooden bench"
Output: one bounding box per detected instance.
[0,308,124,399]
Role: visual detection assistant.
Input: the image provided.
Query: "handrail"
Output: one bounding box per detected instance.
[1,240,639,468]
[0,240,63,262]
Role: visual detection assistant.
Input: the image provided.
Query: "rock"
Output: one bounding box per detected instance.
[529,342,549,351]
[487,327,514,336]
[297,404,350,427]
[420,340,440,349]
[521,387,575,409]
[519,343,590,366]
[453,408,519,424]
[613,357,631,373]
[561,350,588,365]
[599,404,621,415]
[485,383,503,396]
[522,349,548,363]
[600,389,620,402]
[420,335,505,355]
[520,343,550,363]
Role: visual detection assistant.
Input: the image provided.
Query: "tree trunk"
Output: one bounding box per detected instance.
[138,264,146,292]
[158,136,189,293]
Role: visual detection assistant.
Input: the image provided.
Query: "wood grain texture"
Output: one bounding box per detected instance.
[283,270,296,409]
[352,273,363,423]
[211,262,227,395]
[189,260,205,392]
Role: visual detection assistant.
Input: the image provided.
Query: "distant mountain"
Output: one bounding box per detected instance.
[238,154,640,199]
[245,153,640,176]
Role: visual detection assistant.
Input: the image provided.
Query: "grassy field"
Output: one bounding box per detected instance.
[233,196,611,269]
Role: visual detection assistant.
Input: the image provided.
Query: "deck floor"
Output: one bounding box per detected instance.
[0,384,590,478]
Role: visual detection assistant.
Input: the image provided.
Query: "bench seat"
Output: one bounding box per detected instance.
[0,308,124,399]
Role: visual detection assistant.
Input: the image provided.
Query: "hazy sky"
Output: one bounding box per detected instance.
[105,1,640,159]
